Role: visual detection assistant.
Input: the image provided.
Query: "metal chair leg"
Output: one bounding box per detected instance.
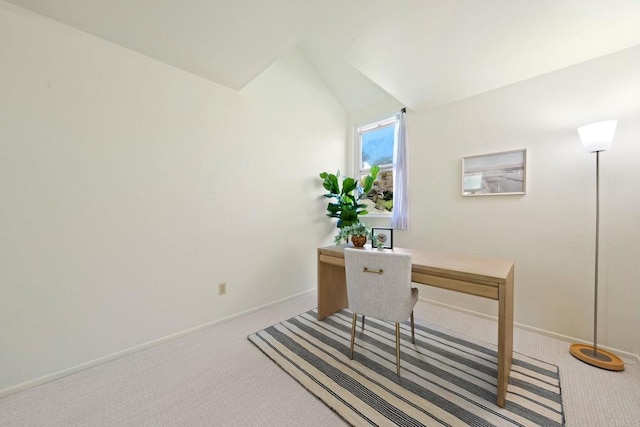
[411,311,415,344]
[395,322,401,376]
[361,315,365,330]
[350,313,357,359]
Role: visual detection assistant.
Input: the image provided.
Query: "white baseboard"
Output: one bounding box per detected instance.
[0,288,316,399]
[4,290,635,398]
[420,297,640,364]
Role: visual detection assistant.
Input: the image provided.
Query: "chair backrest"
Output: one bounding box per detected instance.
[344,248,413,323]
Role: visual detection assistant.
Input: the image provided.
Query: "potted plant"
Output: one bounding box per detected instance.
[319,165,380,229]
[334,223,371,247]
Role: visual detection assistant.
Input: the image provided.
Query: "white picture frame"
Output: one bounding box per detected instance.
[462,149,527,196]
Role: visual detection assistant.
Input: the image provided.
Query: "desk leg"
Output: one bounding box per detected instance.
[496,267,514,407]
[317,256,348,320]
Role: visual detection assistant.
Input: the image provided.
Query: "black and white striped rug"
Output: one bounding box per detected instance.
[248,309,564,426]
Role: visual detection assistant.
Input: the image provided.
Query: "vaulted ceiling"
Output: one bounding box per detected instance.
[7,0,640,112]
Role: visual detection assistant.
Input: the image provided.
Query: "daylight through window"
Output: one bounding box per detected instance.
[356,116,398,214]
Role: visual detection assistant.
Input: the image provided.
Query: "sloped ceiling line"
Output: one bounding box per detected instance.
[6,0,640,112]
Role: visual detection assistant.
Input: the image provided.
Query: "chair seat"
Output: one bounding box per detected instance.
[344,248,419,376]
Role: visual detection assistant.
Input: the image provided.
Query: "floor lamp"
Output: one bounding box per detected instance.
[569,120,624,371]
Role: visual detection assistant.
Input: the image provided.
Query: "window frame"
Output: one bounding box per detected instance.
[354,114,399,217]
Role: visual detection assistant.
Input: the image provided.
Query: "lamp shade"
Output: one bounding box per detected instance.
[577,120,617,152]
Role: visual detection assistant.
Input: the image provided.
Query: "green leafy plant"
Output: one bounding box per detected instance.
[371,233,383,249]
[334,223,371,245]
[319,165,380,229]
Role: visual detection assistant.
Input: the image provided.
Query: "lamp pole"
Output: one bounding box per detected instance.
[569,120,624,371]
[592,150,600,357]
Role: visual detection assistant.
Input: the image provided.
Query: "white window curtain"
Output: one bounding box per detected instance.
[391,108,409,229]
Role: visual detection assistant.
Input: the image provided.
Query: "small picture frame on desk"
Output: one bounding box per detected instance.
[371,228,393,249]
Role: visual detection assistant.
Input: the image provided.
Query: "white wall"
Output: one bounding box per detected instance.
[399,46,640,358]
[2,1,638,396]
[0,2,345,393]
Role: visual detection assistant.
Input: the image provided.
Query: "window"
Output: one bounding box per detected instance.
[356,115,398,214]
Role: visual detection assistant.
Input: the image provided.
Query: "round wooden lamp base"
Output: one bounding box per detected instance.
[569,344,624,371]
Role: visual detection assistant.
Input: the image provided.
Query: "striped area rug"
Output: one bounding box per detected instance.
[248,309,564,426]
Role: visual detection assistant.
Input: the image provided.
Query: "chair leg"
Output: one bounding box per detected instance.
[361,315,365,330]
[350,313,357,359]
[395,322,401,376]
[411,311,415,344]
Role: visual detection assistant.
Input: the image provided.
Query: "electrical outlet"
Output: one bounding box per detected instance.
[218,282,227,295]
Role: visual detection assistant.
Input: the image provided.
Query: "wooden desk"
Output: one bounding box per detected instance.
[317,245,514,408]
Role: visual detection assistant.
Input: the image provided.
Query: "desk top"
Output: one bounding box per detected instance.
[317,243,514,408]
[318,244,514,286]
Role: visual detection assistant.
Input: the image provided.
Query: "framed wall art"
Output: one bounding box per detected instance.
[462,149,526,196]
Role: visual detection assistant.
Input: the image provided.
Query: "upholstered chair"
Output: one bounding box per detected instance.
[344,248,419,376]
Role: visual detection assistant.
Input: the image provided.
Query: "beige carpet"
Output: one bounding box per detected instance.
[0,293,638,426]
